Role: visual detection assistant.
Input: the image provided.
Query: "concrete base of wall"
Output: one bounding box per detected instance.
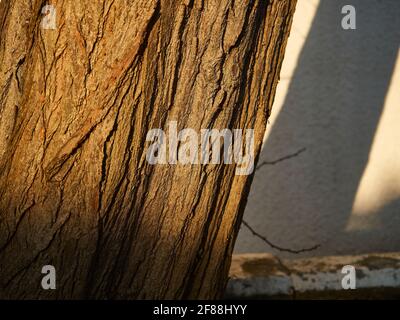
[226,253,400,299]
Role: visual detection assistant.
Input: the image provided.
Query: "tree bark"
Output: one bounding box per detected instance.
[0,0,296,299]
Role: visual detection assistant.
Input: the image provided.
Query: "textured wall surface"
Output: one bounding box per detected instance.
[235,0,400,258]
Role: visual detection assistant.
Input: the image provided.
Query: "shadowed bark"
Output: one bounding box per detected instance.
[0,0,296,299]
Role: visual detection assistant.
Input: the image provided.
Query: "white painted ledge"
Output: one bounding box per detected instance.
[226,253,400,299]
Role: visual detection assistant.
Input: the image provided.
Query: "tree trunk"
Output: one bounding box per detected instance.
[0,0,296,299]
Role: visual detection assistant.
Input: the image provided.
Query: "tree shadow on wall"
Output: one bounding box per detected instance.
[236,0,400,258]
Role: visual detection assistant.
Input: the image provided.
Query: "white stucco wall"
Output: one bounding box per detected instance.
[235,0,400,258]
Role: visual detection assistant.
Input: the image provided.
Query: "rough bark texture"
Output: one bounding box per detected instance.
[0,0,296,299]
